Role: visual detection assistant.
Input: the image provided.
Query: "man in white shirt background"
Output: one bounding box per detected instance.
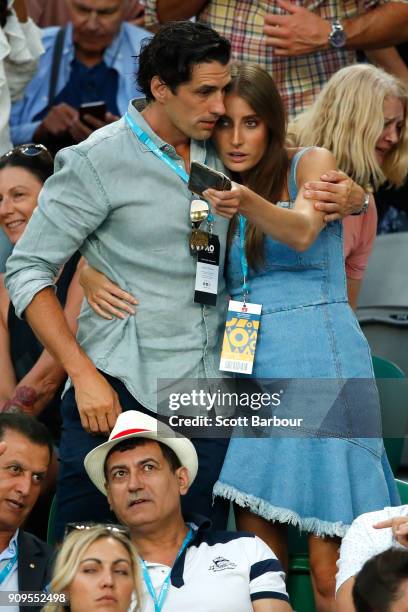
[336,504,408,611]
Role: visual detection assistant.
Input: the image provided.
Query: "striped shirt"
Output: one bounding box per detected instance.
[139,515,289,611]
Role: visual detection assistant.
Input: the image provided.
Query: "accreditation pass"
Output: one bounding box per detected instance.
[194,235,220,306]
[219,300,262,374]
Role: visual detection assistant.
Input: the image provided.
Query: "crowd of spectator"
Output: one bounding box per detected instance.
[1,1,408,611]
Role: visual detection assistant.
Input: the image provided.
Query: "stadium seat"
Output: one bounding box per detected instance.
[357,232,408,375]
[396,478,408,504]
[372,355,407,474]
[287,548,315,612]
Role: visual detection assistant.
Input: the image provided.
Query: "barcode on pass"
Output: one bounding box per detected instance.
[220,359,253,374]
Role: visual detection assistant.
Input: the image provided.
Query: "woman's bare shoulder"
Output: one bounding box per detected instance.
[297,147,337,182]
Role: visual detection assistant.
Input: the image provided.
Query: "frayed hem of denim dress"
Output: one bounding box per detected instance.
[213,481,348,538]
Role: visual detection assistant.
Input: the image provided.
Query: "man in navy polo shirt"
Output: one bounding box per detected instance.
[84,410,291,612]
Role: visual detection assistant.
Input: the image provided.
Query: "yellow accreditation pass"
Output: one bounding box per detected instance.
[219,300,262,375]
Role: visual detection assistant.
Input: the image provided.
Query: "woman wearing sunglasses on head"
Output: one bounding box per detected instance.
[78,63,403,610]
[43,524,141,612]
[0,144,83,435]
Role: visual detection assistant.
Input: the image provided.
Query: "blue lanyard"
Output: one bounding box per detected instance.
[0,551,17,586]
[239,215,249,302]
[140,528,193,612]
[125,113,190,183]
[125,112,215,224]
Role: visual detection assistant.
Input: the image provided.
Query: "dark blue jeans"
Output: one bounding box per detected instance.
[54,374,230,540]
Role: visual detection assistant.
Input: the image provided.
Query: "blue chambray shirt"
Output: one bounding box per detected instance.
[5,100,230,412]
[10,22,151,144]
[0,529,18,612]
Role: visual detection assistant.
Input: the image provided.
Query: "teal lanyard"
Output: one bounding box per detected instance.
[125,112,215,223]
[239,215,249,302]
[0,550,17,586]
[140,528,193,612]
[125,112,190,183]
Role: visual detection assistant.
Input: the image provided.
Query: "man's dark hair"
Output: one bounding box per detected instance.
[137,21,231,101]
[0,412,53,460]
[352,548,408,612]
[104,437,182,479]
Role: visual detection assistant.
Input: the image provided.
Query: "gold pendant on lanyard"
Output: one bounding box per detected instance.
[189,199,209,253]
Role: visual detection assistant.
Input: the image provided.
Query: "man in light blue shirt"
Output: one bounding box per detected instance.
[6,21,232,538]
[10,0,150,151]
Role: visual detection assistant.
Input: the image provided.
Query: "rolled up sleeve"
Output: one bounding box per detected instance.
[5,146,111,317]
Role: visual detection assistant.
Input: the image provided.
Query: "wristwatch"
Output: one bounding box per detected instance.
[328,20,347,48]
[351,192,370,216]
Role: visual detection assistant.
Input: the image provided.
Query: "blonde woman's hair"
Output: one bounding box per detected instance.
[43,526,142,612]
[288,64,408,189]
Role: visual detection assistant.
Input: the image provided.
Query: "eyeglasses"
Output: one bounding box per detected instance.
[189,198,210,254]
[64,522,131,539]
[1,143,53,162]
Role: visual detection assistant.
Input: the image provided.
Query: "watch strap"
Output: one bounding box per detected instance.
[351,192,370,216]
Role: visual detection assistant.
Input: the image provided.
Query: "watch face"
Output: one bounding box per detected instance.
[330,28,346,48]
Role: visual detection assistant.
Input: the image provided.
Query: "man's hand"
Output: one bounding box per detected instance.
[374,516,408,548]
[72,366,122,435]
[264,0,330,56]
[34,103,78,141]
[69,112,119,143]
[303,170,366,222]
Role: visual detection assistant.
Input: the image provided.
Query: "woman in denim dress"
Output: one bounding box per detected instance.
[203,63,403,611]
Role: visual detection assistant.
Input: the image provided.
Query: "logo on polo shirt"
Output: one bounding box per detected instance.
[209,556,237,573]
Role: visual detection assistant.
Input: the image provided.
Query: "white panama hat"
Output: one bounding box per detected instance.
[84,410,198,495]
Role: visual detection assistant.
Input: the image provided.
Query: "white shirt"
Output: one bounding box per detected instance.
[0,529,19,612]
[139,518,288,611]
[0,1,43,154]
[336,505,408,592]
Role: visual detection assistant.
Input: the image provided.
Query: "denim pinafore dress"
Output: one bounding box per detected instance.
[213,149,399,537]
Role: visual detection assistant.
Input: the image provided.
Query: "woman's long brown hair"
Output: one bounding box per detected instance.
[227,63,289,269]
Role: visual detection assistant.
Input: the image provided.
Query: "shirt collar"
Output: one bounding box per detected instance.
[103,23,124,66]
[141,513,211,571]
[185,513,212,534]
[127,98,177,154]
[0,529,19,560]
[170,514,212,589]
[126,99,208,165]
